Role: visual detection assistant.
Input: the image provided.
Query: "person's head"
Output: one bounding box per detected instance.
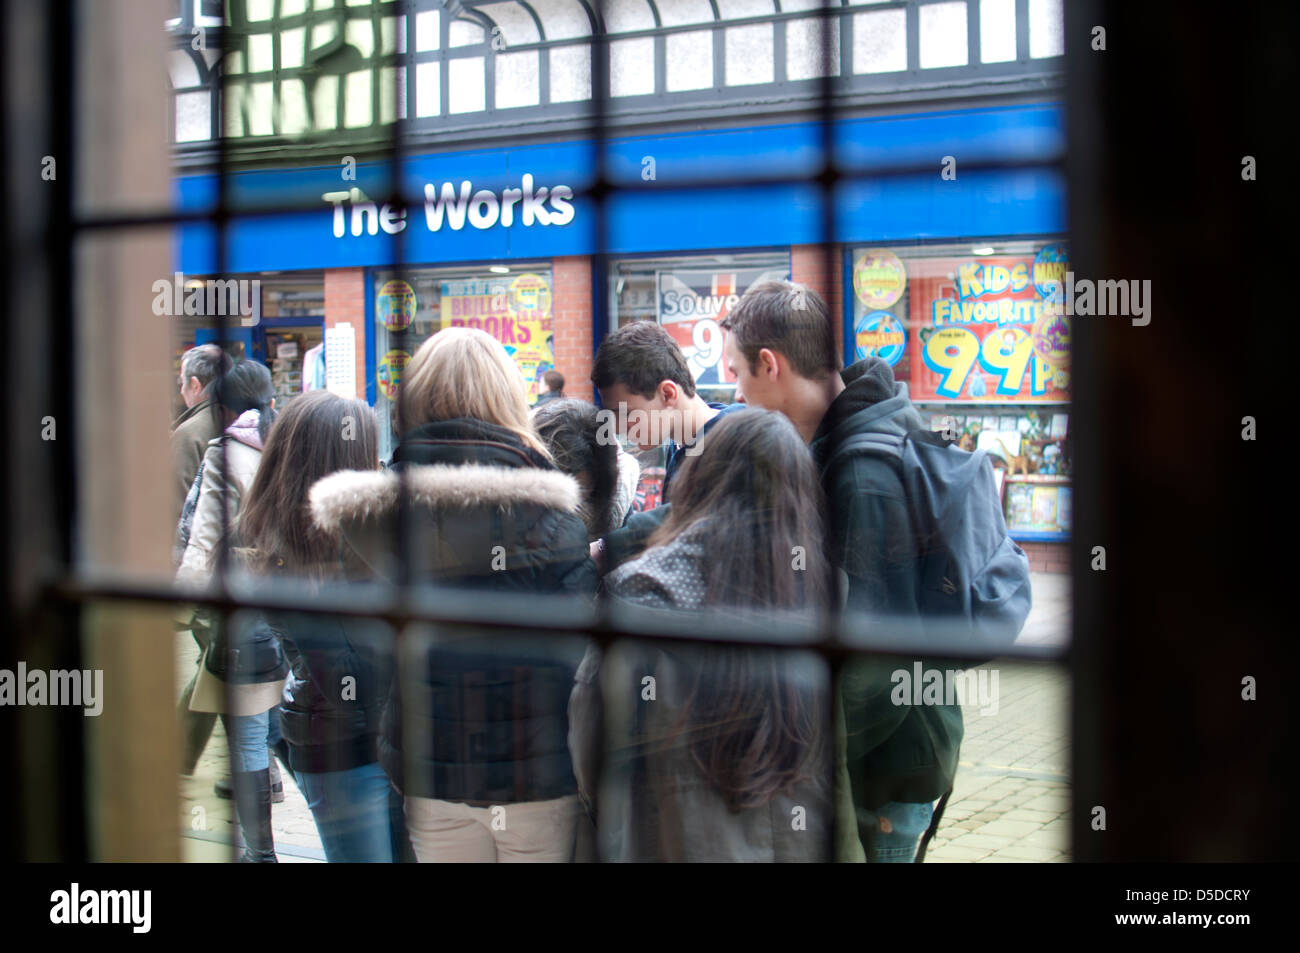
[542,369,565,395]
[591,320,696,451]
[649,407,830,611]
[720,281,837,412]
[533,398,619,539]
[240,391,378,574]
[178,344,233,408]
[397,326,548,457]
[213,359,276,441]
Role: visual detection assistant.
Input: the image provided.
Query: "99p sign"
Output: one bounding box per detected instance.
[909,251,1071,403]
[922,326,1054,399]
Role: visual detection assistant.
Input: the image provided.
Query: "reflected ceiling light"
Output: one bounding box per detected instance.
[489,265,510,274]
[972,246,995,256]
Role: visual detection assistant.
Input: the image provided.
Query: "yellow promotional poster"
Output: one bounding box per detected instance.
[441,272,555,402]
[377,349,411,402]
[376,279,416,332]
[853,249,906,309]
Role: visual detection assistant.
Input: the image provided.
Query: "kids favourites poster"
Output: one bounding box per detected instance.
[439,272,556,403]
[909,244,1071,403]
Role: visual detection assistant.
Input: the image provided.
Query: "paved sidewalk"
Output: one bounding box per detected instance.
[176,571,1070,863]
[926,572,1071,862]
[176,631,325,863]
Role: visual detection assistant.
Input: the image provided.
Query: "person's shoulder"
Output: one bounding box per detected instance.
[607,533,708,609]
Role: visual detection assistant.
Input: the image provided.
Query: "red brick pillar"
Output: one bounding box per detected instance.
[551,256,594,403]
[324,267,366,400]
[790,244,845,367]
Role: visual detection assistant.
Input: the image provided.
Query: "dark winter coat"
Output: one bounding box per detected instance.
[269,596,393,776]
[308,418,598,804]
[808,358,964,819]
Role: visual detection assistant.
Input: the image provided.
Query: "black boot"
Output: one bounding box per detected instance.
[231,769,278,863]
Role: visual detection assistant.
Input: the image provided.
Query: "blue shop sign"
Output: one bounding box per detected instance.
[175,103,1065,273]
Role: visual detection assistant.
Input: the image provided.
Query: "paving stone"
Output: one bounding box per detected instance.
[928,844,995,861]
[1010,809,1060,825]
[976,818,1045,838]
[1020,795,1070,814]
[945,832,1017,851]
[993,844,1064,862]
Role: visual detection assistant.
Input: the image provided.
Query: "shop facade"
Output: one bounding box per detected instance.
[173,103,1069,569]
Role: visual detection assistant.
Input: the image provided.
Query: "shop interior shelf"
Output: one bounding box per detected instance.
[1002,474,1071,483]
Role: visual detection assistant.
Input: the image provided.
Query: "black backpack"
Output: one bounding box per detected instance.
[823,428,1032,652]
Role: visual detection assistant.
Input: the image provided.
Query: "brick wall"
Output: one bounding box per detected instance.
[324,268,366,400]
[790,244,845,366]
[1020,540,1069,574]
[551,255,594,403]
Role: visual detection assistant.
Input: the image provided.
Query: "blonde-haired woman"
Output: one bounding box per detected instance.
[310,327,596,862]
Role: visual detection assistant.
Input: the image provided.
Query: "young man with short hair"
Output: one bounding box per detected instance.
[592,320,747,502]
[721,279,962,863]
[588,320,746,570]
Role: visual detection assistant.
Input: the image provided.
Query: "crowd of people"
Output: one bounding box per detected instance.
[169,280,1031,863]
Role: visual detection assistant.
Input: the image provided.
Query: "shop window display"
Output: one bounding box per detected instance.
[373,264,554,459]
[607,251,789,503]
[850,240,1072,542]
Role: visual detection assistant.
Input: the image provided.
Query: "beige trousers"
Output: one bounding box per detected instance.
[404,794,581,863]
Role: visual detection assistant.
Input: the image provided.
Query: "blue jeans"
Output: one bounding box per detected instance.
[872,800,935,862]
[224,708,282,773]
[294,762,397,863]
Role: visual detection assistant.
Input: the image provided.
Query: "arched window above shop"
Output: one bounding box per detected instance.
[168,0,1065,157]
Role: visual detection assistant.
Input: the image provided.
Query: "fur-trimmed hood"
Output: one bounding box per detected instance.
[310,463,583,534]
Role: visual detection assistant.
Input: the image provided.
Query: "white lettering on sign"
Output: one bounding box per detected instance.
[323,174,575,238]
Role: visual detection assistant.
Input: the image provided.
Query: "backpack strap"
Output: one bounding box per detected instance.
[821,432,906,477]
[914,785,953,863]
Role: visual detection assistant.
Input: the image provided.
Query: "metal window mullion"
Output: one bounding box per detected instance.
[1015,0,1029,63]
[440,12,450,117]
[839,3,851,85]
[774,10,788,84]
[967,0,980,69]
[712,22,725,91]
[271,0,282,136]
[905,0,919,76]
[372,1,383,126]
[538,33,550,106]
[654,31,666,96]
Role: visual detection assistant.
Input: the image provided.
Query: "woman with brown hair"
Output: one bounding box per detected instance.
[569,408,835,861]
[237,390,408,862]
[309,327,596,862]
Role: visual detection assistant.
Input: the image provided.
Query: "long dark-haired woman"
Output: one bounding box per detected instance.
[309,327,597,862]
[568,408,835,861]
[237,390,407,862]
